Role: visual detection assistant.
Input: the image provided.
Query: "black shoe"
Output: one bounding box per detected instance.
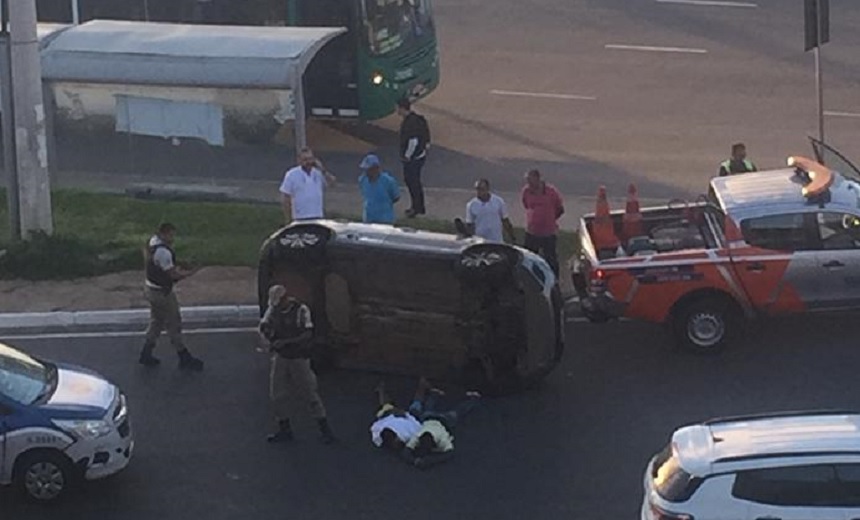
[138,343,160,367]
[267,420,294,443]
[317,418,336,445]
[405,208,417,218]
[178,349,204,371]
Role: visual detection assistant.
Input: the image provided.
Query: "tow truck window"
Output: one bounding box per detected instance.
[817,212,860,250]
[741,213,816,251]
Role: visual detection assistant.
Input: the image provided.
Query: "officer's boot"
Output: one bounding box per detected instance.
[317,418,336,445]
[177,348,204,371]
[267,419,294,443]
[138,341,160,367]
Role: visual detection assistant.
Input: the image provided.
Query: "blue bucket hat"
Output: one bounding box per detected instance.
[359,154,381,170]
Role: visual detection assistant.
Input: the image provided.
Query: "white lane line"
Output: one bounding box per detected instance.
[655,0,757,7]
[605,44,708,54]
[1,327,256,341]
[489,89,597,101]
[825,111,860,119]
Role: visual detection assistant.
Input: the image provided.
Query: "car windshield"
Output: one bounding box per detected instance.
[362,0,434,55]
[652,444,701,502]
[0,344,51,405]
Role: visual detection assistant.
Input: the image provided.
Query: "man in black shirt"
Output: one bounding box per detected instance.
[397,98,431,218]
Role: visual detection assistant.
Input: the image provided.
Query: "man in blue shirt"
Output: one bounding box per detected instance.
[358,154,401,224]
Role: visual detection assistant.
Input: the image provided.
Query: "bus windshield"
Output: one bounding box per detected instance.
[362,0,434,55]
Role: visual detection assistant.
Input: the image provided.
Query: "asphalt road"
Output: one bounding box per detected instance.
[3,316,860,519]
[39,0,860,206]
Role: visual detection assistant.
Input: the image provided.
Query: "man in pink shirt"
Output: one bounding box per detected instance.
[521,169,564,275]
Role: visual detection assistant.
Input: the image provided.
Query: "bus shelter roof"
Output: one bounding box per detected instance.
[39,20,347,89]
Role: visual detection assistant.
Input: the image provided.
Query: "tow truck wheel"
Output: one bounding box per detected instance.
[673,296,740,354]
[14,450,74,503]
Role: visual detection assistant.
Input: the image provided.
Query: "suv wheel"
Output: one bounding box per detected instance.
[15,451,74,503]
[673,297,740,354]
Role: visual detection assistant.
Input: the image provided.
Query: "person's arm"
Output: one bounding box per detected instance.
[464,202,476,236]
[281,193,293,223]
[388,175,401,203]
[718,165,729,177]
[502,218,516,244]
[403,137,419,162]
[153,248,195,281]
[315,160,337,186]
[553,188,565,219]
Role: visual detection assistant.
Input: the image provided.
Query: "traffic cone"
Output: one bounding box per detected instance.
[592,185,619,252]
[621,183,643,242]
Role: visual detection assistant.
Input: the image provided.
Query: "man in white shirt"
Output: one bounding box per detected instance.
[463,178,516,243]
[280,147,337,223]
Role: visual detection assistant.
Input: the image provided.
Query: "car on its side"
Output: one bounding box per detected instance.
[643,410,860,520]
[257,220,565,394]
[0,342,133,502]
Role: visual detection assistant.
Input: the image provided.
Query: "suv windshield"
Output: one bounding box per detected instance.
[0,344,50,405]
[652,445,702,502]
[362,0,434,55]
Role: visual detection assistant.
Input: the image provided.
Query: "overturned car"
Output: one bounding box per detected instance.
[257,221,565,393]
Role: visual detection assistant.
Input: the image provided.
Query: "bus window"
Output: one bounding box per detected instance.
[362,0,434,55]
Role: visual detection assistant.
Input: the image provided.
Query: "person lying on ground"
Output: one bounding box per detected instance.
[370,381,423,453]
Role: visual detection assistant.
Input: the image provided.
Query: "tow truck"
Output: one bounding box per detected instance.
[571,139,860,353]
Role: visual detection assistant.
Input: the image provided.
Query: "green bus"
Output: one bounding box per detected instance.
[36,0,441,121]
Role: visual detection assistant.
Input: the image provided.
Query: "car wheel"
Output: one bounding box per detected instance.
[271,225,330,265]
[672,297,740,355]
[457,245,515,286]
[15,451,75,503]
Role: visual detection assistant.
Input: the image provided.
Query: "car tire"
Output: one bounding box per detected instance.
[457,245,516,286]
[271,225,330,265]
[14,450,75,504]
[672,296,741,355]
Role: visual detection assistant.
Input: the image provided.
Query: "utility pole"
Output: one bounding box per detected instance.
[8,0,53,237]
[805,0,830,144]
[72,0,80,24]
[1,0,20,240]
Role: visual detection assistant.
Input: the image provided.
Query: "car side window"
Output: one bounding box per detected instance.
[741,213,816,251]
[732,464,841,506]
[835,463,860,506]
[817,212,860,250]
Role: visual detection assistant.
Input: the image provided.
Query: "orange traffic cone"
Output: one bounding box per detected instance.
[621,183,643,242]
[592,185,619,252]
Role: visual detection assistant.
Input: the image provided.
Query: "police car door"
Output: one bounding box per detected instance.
[810,137,860,182]
[813,211,860,310]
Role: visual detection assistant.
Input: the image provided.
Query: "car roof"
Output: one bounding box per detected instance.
[710,168,860,222]
[673,412,860,477]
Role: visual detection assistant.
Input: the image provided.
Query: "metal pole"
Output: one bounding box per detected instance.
[0,0,21,240]
[292,63,307,160]
[71,0,80,24]
[8,0,53,237]
[815,0,825,143]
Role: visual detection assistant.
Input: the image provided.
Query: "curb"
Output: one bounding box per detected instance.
[0,305,261,336]
[0,300,585,337]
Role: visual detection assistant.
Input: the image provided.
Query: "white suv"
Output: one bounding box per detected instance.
[642,411,860,520]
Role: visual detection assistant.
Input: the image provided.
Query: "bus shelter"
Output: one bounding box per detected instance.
[37,20,346,155]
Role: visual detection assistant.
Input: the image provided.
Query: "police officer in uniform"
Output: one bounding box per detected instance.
[719,143,757,176]
[139,223,204,370]
[259,285,335,444]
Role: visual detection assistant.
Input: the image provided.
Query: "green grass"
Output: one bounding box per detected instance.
[0,188,577,280]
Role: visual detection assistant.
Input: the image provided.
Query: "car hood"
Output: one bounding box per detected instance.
[41,366,116,418]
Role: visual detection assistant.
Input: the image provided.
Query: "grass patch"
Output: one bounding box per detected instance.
[0,188,577,280]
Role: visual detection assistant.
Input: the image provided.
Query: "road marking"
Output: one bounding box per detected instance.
[605,44,708,54]
[1,327,256,341]
[489,89,597,101]
[825,111,860,119]
[655,0,757,7]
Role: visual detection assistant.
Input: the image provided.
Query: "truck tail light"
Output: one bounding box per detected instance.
[649,502,693,520]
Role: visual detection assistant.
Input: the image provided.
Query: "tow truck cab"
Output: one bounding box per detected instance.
[572,140,860,353]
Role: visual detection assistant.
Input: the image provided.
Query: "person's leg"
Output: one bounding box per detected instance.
[543,234,560,275]
[165,292,203,371]
[523,233,540,254]
[403,162,420,215]
[140,288,165,366]
[412,158,426,214]
[268,355,294,442]
[408,376,431,418]
[290,359,334,443]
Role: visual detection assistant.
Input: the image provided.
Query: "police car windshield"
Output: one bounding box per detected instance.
[0,344,49,405]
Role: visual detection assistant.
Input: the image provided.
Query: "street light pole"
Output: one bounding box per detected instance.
[814,0,824,143]
[8,0,53,237]
[71,0,80,24]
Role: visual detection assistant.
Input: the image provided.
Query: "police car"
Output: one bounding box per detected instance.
[0,342,133,502]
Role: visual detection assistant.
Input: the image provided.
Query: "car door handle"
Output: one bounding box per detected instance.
[823,260,845,269]
[746,262,766,272]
